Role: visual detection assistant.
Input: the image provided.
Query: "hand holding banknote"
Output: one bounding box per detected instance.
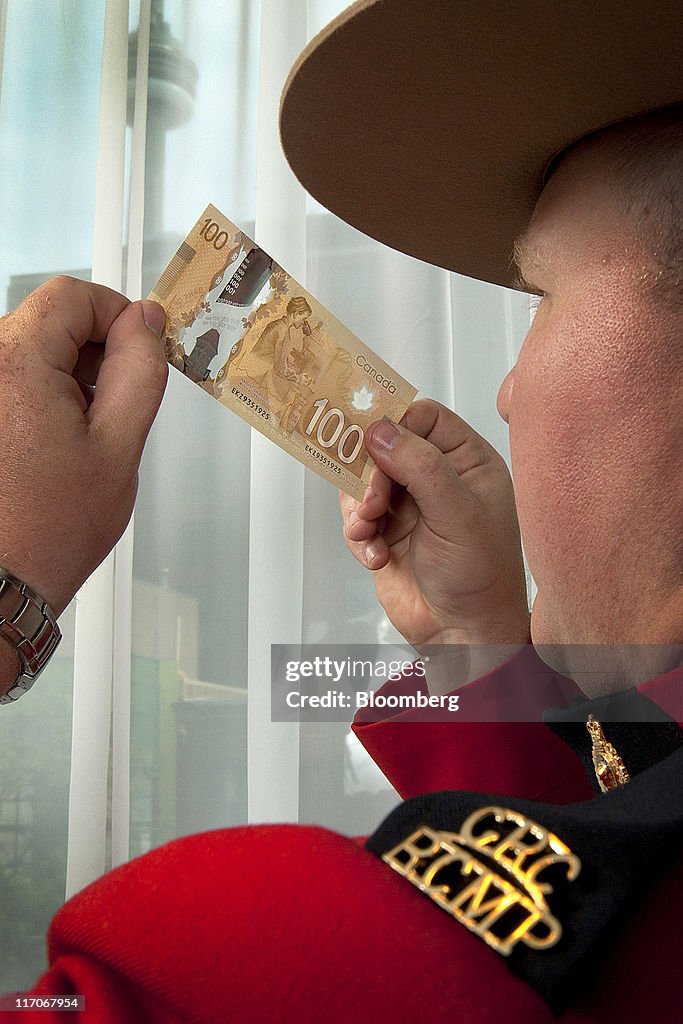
[0,277,167,617]
[0,277,167,699]
[150,207,529,658]
[340,399,532,650]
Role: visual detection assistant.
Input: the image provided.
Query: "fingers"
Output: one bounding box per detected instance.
[340,400,499,570]
[9,276,132,372]
[401,398,497,476]
[5,275,168,467]
[341,466,391,537]
[343,516,390,569]
[340,466,392,570]
[365,407,477,540]
[73,340,106,388]
[359,465,392,521]
[87,299,168,461]
[344,506,378,543]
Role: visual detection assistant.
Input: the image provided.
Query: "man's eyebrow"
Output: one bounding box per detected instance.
[510,233,544,294]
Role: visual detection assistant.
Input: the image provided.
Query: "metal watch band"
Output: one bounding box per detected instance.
[0,568,62,704]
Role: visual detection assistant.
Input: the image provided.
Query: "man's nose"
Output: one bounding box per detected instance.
[496,367,515,424]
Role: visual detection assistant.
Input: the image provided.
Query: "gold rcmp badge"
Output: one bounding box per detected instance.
[382,806,581,957]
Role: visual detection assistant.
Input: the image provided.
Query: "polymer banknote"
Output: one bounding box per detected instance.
[148,205,417,499]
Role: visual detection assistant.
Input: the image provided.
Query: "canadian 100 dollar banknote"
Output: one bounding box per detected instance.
[148,204,417,500]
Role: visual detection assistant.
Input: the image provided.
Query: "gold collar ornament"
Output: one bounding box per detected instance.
[586,716,630,793]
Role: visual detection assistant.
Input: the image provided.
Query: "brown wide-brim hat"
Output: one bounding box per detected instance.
[280,0,682,288]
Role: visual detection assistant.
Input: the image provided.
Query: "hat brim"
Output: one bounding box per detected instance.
[280,0,682,288]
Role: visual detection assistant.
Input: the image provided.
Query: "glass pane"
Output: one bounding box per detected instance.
[0,0,105,306]
[0,0,105,992]
[0,607,76,993]
[130,0,261,856]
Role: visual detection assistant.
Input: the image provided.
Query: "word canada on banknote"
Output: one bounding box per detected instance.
[148,205,417,500]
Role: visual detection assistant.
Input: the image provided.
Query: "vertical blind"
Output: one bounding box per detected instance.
[0,0,532,992]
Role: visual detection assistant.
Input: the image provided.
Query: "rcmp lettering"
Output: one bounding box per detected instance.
[382,806,581,957]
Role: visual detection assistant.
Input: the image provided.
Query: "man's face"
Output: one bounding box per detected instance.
[496,134,682,645]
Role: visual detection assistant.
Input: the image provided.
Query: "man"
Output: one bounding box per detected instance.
[341,106,682,690]
[0,2,680,1022]
[282,1,682,1016]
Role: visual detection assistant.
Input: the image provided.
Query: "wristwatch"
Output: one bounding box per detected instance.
[0,568,62,704]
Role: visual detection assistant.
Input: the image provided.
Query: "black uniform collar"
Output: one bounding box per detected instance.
[367,718,683,1014]
[544,687,683,794]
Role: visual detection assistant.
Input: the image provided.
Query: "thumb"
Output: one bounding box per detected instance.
[366,418,474,536]
[87,300,168,459]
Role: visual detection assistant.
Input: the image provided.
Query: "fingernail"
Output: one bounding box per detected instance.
[142,300,166,338]
[349,510,359,527]
[362,485,375,503]
[365,541,382,565]
[370,418,399,451]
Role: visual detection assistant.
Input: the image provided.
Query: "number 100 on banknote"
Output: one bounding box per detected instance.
[149,205,417,500]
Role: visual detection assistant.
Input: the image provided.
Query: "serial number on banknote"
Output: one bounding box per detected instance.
[305,444,342,476]
[231,385,271,421]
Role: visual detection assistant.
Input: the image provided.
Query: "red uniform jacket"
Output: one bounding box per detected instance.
[2,650,681,1023]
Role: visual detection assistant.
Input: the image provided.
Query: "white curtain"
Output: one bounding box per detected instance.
[0,0,532,992]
